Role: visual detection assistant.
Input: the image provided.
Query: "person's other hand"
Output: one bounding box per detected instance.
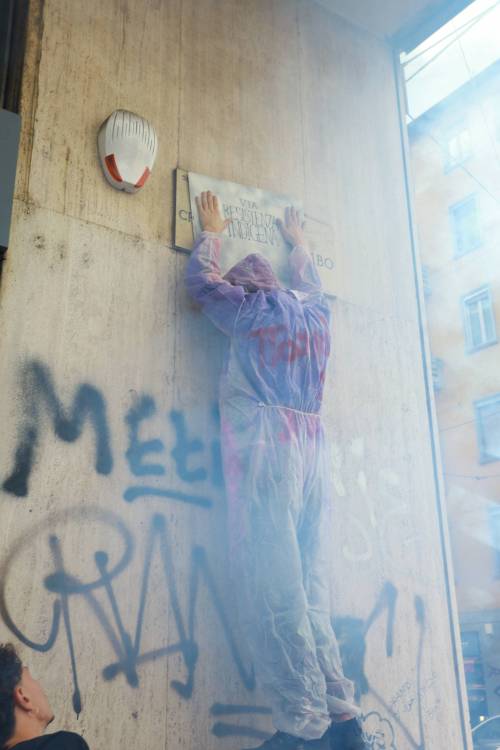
[196,191,231,234]
[277,206,306,248]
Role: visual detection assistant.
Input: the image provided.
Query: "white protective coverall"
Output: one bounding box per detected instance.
[185,231,358,740]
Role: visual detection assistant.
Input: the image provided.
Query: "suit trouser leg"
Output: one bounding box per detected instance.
[299,436,359,720]
[231,439,332,741]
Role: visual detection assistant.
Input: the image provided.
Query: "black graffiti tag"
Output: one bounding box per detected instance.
[2,360,113,498]
[0,508,254,716]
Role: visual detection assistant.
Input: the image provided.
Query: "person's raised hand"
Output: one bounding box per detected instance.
[196,191,232,234]
[277,206,306,248]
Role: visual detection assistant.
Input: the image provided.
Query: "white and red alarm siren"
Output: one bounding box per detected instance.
[98,109,158,193]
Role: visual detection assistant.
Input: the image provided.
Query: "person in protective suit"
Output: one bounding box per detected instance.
[185,191,367,750]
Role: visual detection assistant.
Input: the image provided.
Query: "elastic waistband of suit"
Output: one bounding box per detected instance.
[257,401,321,417]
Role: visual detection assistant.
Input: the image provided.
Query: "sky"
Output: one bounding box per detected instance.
[403,0,500,118]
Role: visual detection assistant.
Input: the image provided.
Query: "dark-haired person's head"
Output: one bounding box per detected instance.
[0,643,54,749]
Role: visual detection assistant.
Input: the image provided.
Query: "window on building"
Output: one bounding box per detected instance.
[444,121,472,171]
[461,629,488,727]
[461,629,480,658]
[0,0,29,113]
[422,265,432,297]
[431,356,443,391]
[489,505,500,579]
[450,195,481,256]
[475,394,500,464]
[462,287,497,352]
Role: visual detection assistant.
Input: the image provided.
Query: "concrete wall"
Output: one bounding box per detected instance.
[0,1,470,748]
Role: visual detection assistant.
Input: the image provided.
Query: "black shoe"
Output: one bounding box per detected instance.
[243,730,329,750]
[327,719,368,750]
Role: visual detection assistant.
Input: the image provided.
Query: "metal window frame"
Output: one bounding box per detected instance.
[461,285,497,353]
[393,16,476,744]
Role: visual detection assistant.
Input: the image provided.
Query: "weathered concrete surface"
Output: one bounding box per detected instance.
[0,1,470,748]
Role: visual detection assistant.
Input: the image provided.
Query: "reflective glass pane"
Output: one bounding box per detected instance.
[402,0,500,731]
